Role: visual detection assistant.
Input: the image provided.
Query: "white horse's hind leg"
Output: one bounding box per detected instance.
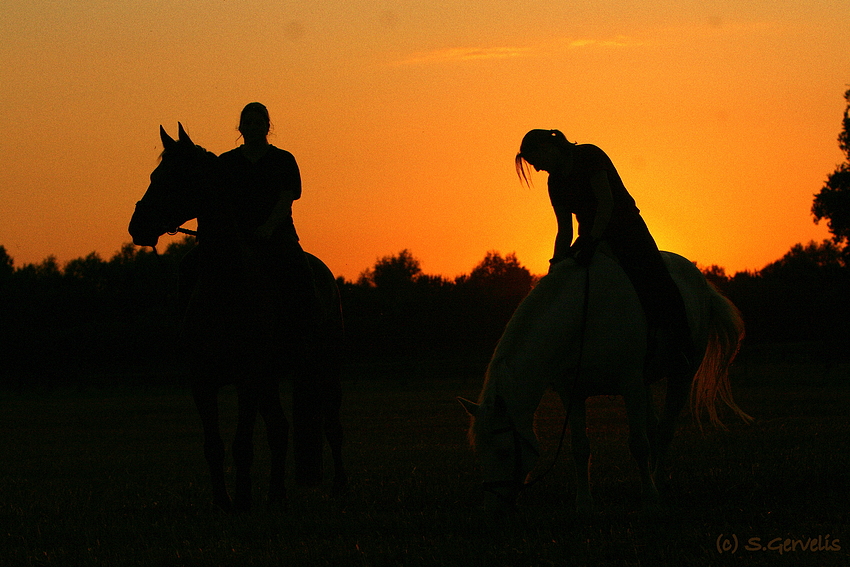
[623,384,662,514]
[645,387,659,464]
[569,398,596,515]
[652,377,690,490]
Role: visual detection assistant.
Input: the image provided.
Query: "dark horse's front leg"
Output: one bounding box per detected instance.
[191,383,232,512]
[232,378,289,512]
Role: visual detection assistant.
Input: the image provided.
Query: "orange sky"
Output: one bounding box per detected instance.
[1,1,848,280]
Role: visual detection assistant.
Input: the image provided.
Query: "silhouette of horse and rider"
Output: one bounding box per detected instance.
[130,104,345,512]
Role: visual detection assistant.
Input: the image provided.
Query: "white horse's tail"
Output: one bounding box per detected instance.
[690,282,752,429]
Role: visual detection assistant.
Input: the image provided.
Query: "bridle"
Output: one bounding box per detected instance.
[480,422,537,505]
[133,199,182,239]
[133,146,211,246]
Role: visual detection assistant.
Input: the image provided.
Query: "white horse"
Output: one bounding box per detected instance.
[460,246,750,515]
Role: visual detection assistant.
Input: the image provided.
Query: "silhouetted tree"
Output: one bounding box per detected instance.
[760,240,845,276]
[454,251,534,357]
[0,239,196,388]
[722,240,849,350]
[812,87,850,260]
[700,264,730,289]
[0,246,13,280]
[358,249,421,289]
[461,251,534,300]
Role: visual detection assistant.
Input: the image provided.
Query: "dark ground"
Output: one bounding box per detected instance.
[1,359,848,566]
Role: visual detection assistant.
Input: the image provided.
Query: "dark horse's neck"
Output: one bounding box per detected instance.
[187,147,240,245]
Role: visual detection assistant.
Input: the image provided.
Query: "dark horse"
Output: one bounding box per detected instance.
[129,123,346,512]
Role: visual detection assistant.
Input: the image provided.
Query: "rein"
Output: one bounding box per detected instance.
[521,261,592,491]
[170,227,198,237]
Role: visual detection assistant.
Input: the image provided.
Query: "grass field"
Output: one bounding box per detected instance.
[1,361,848,566]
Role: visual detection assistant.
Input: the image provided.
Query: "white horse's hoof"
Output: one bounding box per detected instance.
[576,504,599,517]
[575,496,598,517]
[639,502,666,518]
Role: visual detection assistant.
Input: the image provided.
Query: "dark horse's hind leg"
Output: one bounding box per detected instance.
[293,353,348,495]
[293,365,324,487]
[191,383,232,512]
[323,373,348,497]
[651,375,691,492]
[258,380,289,508]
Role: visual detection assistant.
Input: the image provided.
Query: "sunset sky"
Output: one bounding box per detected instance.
[1,0,848,280]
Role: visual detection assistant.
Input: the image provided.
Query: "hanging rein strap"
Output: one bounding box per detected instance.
[170,227,198,237]
[523,261,592,490]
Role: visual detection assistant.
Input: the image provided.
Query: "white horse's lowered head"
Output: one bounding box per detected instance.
[461,248,750,515]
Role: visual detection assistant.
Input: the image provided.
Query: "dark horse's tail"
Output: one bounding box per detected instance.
[293,253,344,486]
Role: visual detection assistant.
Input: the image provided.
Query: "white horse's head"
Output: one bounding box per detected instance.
[461,365,542,509]
[460,253,636,510]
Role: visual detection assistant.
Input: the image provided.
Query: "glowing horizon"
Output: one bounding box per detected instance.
[1,0,846,280]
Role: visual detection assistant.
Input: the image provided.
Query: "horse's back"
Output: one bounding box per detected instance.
[488,250,715,398]
[659,251,714,354]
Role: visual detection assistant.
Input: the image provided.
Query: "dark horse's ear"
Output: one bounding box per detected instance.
[160,125,176,151]
[177,122,193,146]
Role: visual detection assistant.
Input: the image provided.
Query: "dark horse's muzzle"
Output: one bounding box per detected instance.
[128,200,168,248]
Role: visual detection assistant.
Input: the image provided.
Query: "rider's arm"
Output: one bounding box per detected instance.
[255,189,296,240]
[552,204,574,263]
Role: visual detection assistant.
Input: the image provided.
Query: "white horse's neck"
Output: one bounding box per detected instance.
[477,260,591,443]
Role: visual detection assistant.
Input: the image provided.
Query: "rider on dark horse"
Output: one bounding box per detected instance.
[515,129,695,381]
[217,102,320,346]
[180,103,320,353]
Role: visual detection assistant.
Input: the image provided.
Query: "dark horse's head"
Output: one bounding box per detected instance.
[129,123,218,248]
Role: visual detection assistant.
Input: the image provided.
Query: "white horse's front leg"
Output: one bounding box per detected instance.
[569,398,596,515]
[623,385,662,515]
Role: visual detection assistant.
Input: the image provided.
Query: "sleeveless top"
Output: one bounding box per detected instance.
[547,144,640,239]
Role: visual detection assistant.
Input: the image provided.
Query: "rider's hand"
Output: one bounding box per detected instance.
[548,255,569,273]
[574,239,598,267]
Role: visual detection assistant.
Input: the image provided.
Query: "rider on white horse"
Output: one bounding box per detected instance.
[515,129,694,381]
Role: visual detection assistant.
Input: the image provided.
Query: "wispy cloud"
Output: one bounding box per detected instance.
[566,36,645,49]
[392,46,532,67]
[390,35,646,67]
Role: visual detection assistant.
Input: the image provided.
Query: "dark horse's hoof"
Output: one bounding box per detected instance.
[213,493,233,514]
[233,498,252,514]
[332,473,349,499]
[267,485,288,511]
[233,491,252,513]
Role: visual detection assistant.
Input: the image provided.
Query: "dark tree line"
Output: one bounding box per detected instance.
[812,87,850,263]
[0,241,190,388]
[0,243,536,388]
[342,249,535,368]
[700,240,849,362]
[1,236,847,389]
